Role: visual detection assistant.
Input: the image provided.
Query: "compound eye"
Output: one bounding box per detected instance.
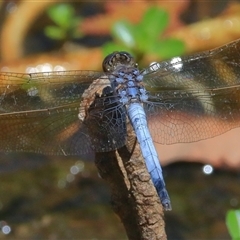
[102,52,116,72]
[118,51,134,64]
[102,51,136,73]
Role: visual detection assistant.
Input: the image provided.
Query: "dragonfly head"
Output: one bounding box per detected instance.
[102,51,137,73]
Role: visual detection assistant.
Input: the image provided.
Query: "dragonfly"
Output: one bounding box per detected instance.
[1,39,240,211]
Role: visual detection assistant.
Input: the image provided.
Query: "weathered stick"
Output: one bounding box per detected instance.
[95,142,167,240]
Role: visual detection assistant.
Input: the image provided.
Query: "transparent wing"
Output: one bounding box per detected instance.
[143,39,240,144]
[0,71,129,157]
[82,87,128,153]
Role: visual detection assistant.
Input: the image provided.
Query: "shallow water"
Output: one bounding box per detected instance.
[0,153,238,239]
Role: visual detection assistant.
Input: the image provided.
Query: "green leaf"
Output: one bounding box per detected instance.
[112,21,136,48]
[44,26,66,40]
[69,17,83,39]
[102,6,185,61]
[226,210,240,239]
[139,7,169,42]
[150,38,185,59]
[47,4,75,29]
[102,42,132,57]
[131,24,148,51]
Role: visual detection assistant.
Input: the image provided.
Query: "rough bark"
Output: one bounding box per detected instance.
[95,142,167,240]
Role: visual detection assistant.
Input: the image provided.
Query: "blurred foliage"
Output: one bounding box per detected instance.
[226,209,240,240]
[44,3,82,41]
[102,7,185,62]
[44,4,185,63]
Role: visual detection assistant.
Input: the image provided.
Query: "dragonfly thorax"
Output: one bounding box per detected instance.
[109,65,148,104]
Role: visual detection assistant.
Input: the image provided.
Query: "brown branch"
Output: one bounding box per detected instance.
[82,60,168,239]
[95,142,167,240]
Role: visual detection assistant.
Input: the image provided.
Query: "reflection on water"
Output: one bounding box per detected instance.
[0,153,126,239]
[165,162,239,239]
[0,154,239,239]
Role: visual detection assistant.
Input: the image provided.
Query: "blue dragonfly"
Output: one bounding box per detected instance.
[1,39,240,210]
